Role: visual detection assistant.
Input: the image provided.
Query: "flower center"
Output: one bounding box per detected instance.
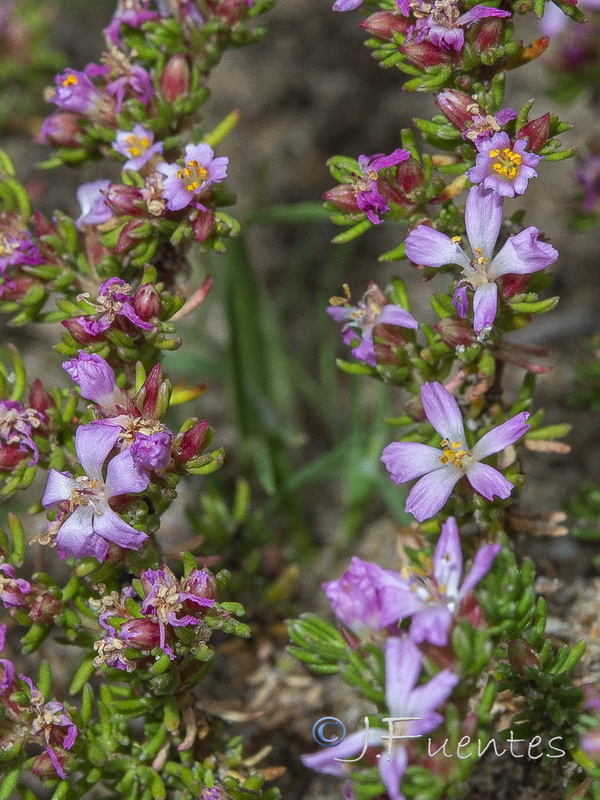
[0,404,41,442]
[430,0,460,27]
[69,477,101,512]
[126,133,150,157]
[489,147,522,180]
[0,234,15,258]
[62,74,78,87]
[177,159,209,193]
[118,416,165,446]
[439,438,468,468]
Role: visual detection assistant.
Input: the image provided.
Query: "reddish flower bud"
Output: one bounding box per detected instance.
[323,184,359,213]
[399,41,452,69]
[435,90,482,131]
[120,618,161,649]
[104,183,144,216]
[29,592,62,624]
[161,55,191,103]
[61,318,103,345]
[182,567,218,603]
[434,317,476,348]
[32,211,57,238]
[133,283,163,322]
[0,444,26,470]
[29,380,55,416]
[192,209,216,243]
[508,638,540,676]
[394,156,425,195]
[360,10,410,41]
[37,113,81,147]
[516,112,551,153]
[138,363,163,418]
[471,18,503,52]
[32,749,70,780]
[177,419,209,462]
[0,275,35,301]
[501,273,531,298]
[116,219,148,253]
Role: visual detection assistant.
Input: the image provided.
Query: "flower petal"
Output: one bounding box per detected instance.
[405,226,470,269]
[488,227,558,278]
[420,382,466,442]
[302,729,383,775]
[409,607,453,646]
[472,282,498,333]
[408,669,459,724]
[465,184,503,261]
[466,461,513,501]
[472,412,530,460]
[75,424,121,480]
[378,745,408,800]
[378,305,419,329]
[433,517,462,597]
[405,466,462,522]
[105,449,150,497]
[93,504,148,550]
[381,442,445,484]
[385,637,422,715]
[459,543,501,598]
[42,470,76,508]
[378,582,429,627]
[56,507,107,559]
[352,327,377,366]
[369,148,411,172]
[459,5,510,23]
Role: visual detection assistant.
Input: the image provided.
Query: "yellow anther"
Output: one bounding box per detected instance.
[451,236,461,244]
[439,438,467,469]
[186,181,200,191]
[488,149,499,158]
[129,146,141,156]
[489,147,522,181]
[62,74,78,87]
[343,283,351,300]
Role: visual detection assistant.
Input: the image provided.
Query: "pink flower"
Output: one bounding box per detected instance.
[112,124,163,171]
[381,381,530,521]
[157,143,228,211]
[468,131,541,197]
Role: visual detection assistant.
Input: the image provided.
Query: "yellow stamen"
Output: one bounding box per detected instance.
[489,146,522,181]
[439,438,467,468]
[62,74,78,87]
[451,236,461,244]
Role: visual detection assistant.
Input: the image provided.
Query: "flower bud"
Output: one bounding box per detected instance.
[177,419,209,462]
[323,184,359,213]
[61,318,103,345]
[120,618,161,649]
[37,113,81,147]
[133,282,163,322]
[29,379,55,416]
[394,156,425,195]
[33,750,70,781]
[501,273,531,298]
[434,317,476,348]
[182,567,218,603]
[192,210,216,243]
[435,90,482,131]
[516,112,551,153]
[137,363,164,418]
[360,10,410,41]
[28,591,62,624]
[399,41,452,69]
[0,444,26,471]
[104,183,144,216]
[62,352,122,410]
[161,54,191,103]
[471,18,503,52]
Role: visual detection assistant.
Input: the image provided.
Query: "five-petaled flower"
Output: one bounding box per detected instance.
[468,131,541,197]
[401,0,510,53]
[42,424,149,560]
[381,381,530,521]
[405,185,558,333]
[112,124,163,171]
[327,284,418,365]
[158,143,228,211]
[302,636,459,800]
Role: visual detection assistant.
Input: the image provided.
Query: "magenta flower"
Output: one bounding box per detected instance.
[323,557,398,636]
[381,381,530,521]
[0,399,42,466]
[104,0,159,45]
[50,68,103,114]
[351,149,410,225]
[140,565,215,650]
[76,277,154,335]
[158,143,228,211]
[112,124,163,171]
[0,229,43,272]
[107,64,154,111]
[76,180,112,227]
[408,0,510,52]
[405,185,558,333]
[327,284,418,366]
[302,637,458,800]
[130,432,171,470]
[63,351,125,410]
[42,424,149,560]
[376,517,500,644]
[20,675,78,779]
[468,131,541,197]
[0,562,32,607]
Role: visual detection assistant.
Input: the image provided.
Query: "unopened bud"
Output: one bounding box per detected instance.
[435,90,482,131]
[61,317,103,344]
[192,209,216,243]
[323,184,359,213]
[394,156,425,195]
[161,55,191,103]
[516,113,551,152]
[399,40,451,69]
[0,445,26,470]
[29,380,55,416]
[435,317,476,348]
[472,17,503,52]
[501,273,531,298]
[508,638,540,676]
[177,419,209,462]
[360,10,410,41]
[104,183,144,216]
[37,113,81,147]
[32,749,70,780]
[133,283,163,322]
[120,618,161,648]
[29,592,62,624]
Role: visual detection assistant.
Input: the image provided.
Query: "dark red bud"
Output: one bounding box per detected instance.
[0,445,26,470]
[394,156,425,194]
[183,567,219,602]
[508,638,540,675]
[501,273,531,298]
[29,592,62,624]
[61,318,103,345]
[116,219,146,253]
[139,363,163,418]
[133,283,163,322]
[104,183,144,216]
[120,618,161,648]
[360,10,410,41]
[399,41,452,69]
[472,18,503,51]
[32,211,57,238]
[434,317,476,348]
[32,750,70,780]
[435,90,482,131]
[0,276,35,301]
[516,112,551,152]
[161,55,191,103]
[29,379,55,415]
[192,209,216,243]
[178,419,209,462]
[323,184,359,213]
[36,112,81,147]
